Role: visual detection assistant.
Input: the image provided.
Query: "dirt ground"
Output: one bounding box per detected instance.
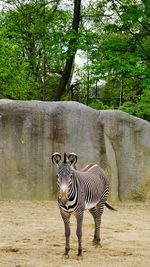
[0,201,149,267]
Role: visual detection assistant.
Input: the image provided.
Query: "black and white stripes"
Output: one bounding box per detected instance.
[52,152,112,257]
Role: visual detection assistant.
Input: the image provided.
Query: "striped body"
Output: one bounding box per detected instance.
[52,153,110,257]
[58,165,109,213]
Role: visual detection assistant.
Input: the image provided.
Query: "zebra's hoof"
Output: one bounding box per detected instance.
[77,254,83,260]
[63,253,69,259]
[95,243,102,248]
[92,239,102,247]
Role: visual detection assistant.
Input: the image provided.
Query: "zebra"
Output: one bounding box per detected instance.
[52,152,115,257]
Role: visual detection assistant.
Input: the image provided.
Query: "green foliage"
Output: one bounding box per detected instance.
[79,0,150,121]
[89,100,111,110]
[136,89,150,121]
[0,0,149,121]
[120,89,150,121]
[0,0,72,100]
[119,101,137,116]
[0,29,39,99]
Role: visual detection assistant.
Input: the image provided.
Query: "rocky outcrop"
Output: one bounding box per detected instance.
[0,100,149,201]
[100,111,150,201]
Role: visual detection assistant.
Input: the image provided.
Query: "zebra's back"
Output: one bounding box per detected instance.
[74,165,109,209]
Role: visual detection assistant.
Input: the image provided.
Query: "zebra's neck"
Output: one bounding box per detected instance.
[59,175,79,212]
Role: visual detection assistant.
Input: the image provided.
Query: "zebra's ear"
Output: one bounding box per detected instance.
[68,152,77,167]
[52,152,61,166]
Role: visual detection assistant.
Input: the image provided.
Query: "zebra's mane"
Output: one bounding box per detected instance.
[63,153,67,163]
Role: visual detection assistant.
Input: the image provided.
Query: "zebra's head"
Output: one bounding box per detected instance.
[52,152,77,206]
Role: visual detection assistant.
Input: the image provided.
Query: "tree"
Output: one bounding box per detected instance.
[79,0,150,120]
[53,0,82,101]
[0,0,72,100]
[0,0,149,120]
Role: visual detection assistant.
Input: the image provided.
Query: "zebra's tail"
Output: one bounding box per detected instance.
[105,202,117,211]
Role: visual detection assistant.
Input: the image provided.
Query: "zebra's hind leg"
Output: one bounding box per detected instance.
[95,202,105,246]
[89,203,104,246]
[89,207,100,245]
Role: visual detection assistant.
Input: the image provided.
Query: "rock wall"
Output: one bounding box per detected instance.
[0,100,149,201]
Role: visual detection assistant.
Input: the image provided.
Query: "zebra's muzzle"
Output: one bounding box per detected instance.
[60,190,68,205]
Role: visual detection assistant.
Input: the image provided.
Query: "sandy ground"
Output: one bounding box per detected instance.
[0,201,149,267]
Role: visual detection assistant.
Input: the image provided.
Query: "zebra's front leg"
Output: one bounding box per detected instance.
[76,212,84,257]
[60,209,71,256]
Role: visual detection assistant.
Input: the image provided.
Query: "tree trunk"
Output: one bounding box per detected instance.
[53,0,81,101]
